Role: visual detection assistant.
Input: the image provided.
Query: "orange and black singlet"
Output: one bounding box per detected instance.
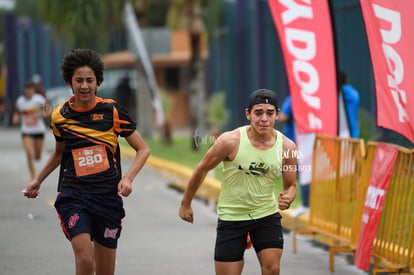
[50,96,136,194]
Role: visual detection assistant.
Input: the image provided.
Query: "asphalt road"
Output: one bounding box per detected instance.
[0,127,369,275]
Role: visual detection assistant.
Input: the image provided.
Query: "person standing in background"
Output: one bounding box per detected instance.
[338,70,360,139]
[279,95,313,217]
[13,82,47,179]
[279,70,360,218]
[278,95,295,142]
[114,75,136,120]
[31,74,47,98]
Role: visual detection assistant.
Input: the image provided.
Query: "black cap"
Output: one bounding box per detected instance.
[247,89,279,110]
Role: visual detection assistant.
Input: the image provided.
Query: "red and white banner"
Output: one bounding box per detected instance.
[267,0,337,135]
[354,143,399,271]
[360,0,414,143]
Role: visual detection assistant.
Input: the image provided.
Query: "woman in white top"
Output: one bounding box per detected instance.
[13,82,47,179]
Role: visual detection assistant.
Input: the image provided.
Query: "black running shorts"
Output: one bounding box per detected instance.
[214,212,284,262]
[54,191,125,249]
[22,133,44,139]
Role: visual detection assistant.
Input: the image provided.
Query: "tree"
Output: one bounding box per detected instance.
[11,0,222,146]
[14,0,126,51]
[13,0,172,51]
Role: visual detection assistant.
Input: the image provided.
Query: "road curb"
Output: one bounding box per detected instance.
[121,144,221,202]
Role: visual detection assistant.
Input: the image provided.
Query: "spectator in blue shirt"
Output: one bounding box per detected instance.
[338,70,360,138]
[279,95,312,217]
[279,96,295,142]
[278,73,360,218]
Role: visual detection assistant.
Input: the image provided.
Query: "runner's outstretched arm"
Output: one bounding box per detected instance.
[179,132,235,223]
[118,131,150,197]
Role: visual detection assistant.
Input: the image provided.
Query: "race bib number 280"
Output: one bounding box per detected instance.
[72,145,110,177]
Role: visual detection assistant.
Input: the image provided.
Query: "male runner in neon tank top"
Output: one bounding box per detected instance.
[179,89,297,275]
[23,49,150,275]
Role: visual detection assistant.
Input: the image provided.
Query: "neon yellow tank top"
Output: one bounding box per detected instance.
[217,126,283,221]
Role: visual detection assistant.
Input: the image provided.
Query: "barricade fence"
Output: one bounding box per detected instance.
[308,135,364,242]
[293,135,364,271]
[369,143,414,274]
[293,136,414,274]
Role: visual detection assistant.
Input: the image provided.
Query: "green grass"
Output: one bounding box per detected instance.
[143,137,211,168]
[120,136,210,168]
[120,136,302,206]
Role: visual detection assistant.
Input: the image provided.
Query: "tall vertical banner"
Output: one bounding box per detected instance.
[354,143,399,271]
[360,0,414,143]
[124,2,165,127]
[267,0,337,135]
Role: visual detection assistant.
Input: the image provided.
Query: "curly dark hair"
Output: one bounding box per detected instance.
[60,49,105,85]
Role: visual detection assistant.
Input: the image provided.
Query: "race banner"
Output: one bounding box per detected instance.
[124,2,165,127]
[354,143,399,271]
[267,0,337,135]
[360,0,414,143]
